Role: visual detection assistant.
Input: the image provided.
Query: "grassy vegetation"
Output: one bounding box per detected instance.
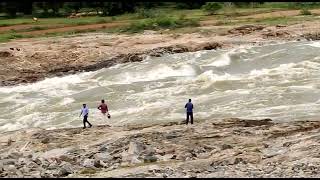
[0,16,113,27]
[0,33,34,42]
[300,9,312,15]
[1,3,320,43]
[123,15,200,33]
[255,2,320,10]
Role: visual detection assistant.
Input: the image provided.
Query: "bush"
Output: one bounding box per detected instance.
[300,8,312,15]
[124,15,200,33]
[176,2,206,9]
[202,2,223,15]
[136,8,157,18]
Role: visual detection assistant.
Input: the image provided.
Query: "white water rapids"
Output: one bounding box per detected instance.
[1,41,320,132]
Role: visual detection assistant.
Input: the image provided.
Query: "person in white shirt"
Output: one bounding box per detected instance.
[79,104,92,129]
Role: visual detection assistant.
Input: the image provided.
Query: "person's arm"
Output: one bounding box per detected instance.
[185,103,187,108]
[79,109,83,117]
[192,104,193,109]
[97,105,101,110]
[106,104,109,112]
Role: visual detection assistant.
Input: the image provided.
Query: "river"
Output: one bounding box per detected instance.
[1,40,320,132]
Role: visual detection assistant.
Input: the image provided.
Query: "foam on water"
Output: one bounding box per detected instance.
[1,41,320,132]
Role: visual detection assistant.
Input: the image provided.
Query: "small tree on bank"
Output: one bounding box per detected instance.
[202,2,223,15]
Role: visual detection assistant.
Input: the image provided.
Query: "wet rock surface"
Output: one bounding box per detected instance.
[1,118,320,177]
[228,25,265,35]
[302,32,320,41]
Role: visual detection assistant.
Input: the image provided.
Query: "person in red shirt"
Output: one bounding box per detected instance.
[98,99,110,119]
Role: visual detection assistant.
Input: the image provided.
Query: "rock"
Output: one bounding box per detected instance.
[8,151,22,159]
[0,158,16,166]
[0,163,3,173]
[82,159,95,168]
[171,154,177,159]
[41,137,50,144]
[197,152,211,159]
[192,42,222,51]
[32,158,42,165]
[144,155,158,163]
[176,152,193,160]
[165,132,180,139]
[228,25,264,35]
[29,171,41,178]
[129,141,146,154]
[68,70,75,74]
[158,154,175,161]
[94,160,108,168]
[93,153,113,163]
[18,158,28,165]
[27,161,39,169]
[221,144,233,150]
[234,157,247,164]
[4,165,17,172]
[93,159,104,168]
[0,51,13,57]
[48,161,59,170]
[262,31,290,39]
[240,119,273,127]
[127,54,144,63]
[302,32,320,41]
[105,163,120,171]
[121,153,141,165]
[59,155,75,163]
[276,24,286,28]
[58,162,74,177]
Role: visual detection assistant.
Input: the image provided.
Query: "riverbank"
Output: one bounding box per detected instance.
[1,118,320,177]
[1,20,320,86]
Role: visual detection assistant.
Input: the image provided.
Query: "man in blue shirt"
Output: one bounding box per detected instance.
[185,99,194,125]
[79,104,92,129]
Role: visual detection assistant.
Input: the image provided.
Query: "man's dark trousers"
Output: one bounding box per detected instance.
[186,112,193,124]
[83,115,92,128]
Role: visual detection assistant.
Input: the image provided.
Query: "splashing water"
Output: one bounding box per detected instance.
[1,41,320,132]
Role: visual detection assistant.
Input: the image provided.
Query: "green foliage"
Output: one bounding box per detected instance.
[259,2,320,10]
[202,2,223,15]
[0,33,33,42]
[124,15,199,33]
[300,8,312,15]
[135,8,157,18]
[232,2,252,8]
[176,1,206,9]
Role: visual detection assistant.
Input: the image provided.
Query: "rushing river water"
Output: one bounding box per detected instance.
[1,41,320,132]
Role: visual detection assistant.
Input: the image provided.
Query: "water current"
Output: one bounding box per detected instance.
[1,41,320,132]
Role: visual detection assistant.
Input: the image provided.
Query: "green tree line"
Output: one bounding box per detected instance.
[0,1,165,18]
[1,2,320,18]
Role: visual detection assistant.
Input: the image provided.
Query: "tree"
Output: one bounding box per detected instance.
[63,2,83,14]
[176,1,206,9]
[4,1,20,18]
[97,1,136,16]
[202,2,223,15]
[20,2,33,15]
[0,2,4,14]
[47,1,63,16]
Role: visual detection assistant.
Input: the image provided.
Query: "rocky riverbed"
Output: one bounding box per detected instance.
[1,118,320,178]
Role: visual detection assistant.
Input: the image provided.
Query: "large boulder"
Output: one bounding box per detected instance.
[121,141,146,165]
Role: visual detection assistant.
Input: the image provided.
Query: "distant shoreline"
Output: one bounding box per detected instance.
[0,20,319,87]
